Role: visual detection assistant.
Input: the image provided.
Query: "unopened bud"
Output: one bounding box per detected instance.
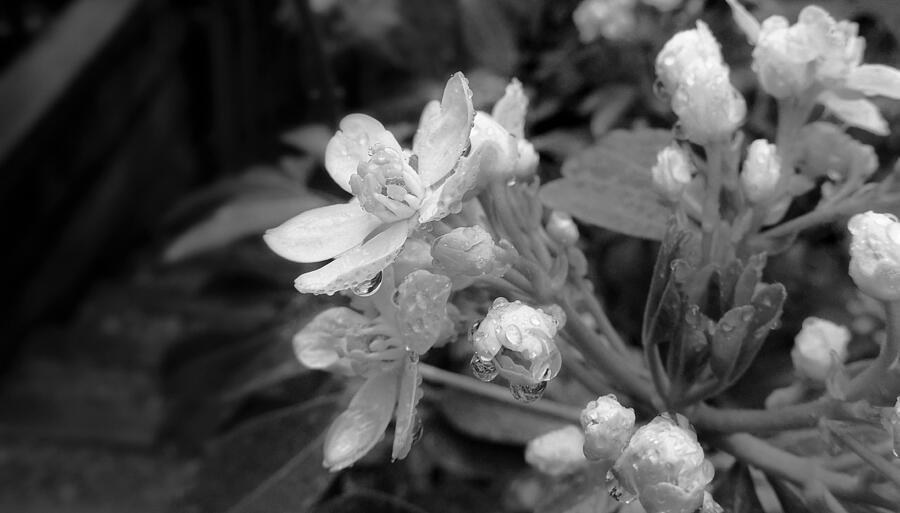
[741,139,782,203]
[848,212,900,301]
[573,0,637,43]
[656,21,724,95]
[525,425,587,476]
[791,317,851,383]
[432,226,514,278]
[651,144,692,201]
[546,211,579,246]
[580,394,635,463]
[611,413,713,513]
[671,64,746,144]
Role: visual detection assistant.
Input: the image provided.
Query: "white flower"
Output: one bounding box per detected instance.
[612,413,713,513]
[525,425,588,476]
[580,394,635,463]
[655,21,723,95]
[431,225,515,278]
[848,212,900,301]
[791,317,851,383]
[573,0,637,43]
[740,139,781,203]
[469,79,539,183]
[651,144,693,201]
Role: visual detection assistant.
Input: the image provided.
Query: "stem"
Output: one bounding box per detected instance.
[824,421,900,490]
[846,300,900,404]
[715,433,899,508]
[418,363,581,423]
[571,277,629,356]
[701,144,724,262]
[691,397,868,433]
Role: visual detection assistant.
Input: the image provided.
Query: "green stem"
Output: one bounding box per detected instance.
[418,363,581,423]
[846,300,900,404]
[690,398,867,433]
[701,144,724,263]
[824,421,900,490]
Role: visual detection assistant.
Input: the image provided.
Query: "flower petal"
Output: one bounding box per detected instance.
[491,78,528,139]
[724,0,760,44]
[418,142,496,223]
[819,90,889,135]
[412,72,475,186]
[846,64,900,99]
[295,220,412,295]
[325,114,402,192]
[293,307,369,371]
[263,199,382,263]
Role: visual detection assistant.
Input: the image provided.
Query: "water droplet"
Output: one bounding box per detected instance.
[504,325,523,348]
[653,78,669,101]
[411,414,424,444]
[467,320,481,342]
[470,354,499,382]
[351,271,383,296]
[720,323,734,333]
[509,381,546,403]
[408,352,420,364]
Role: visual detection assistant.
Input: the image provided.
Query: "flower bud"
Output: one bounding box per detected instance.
[651,144,692,201]
[470,112,520,179]
[752,16,818,98]
[524,425,587,476]
[580,394,635,463]
[791,317,851,383]
[573,0,637,43]
[797,122,878,183]
[546,211,579,246]
[432,225,514,278]
[656,21,724,95]
[848,212,900,301]
[740,139,781,203]
[671,63,746,144]
[471,298,564,384]
[611,413,713,513]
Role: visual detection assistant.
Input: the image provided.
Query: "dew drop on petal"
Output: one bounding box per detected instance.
[351,271,383,296]
[470,354,499,382]
[509,381,546,403]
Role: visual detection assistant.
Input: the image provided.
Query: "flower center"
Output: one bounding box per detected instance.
[350,144,425,223]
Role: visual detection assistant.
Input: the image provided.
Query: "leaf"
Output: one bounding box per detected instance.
[733,253,767,307]
[730,283,786,385]
[712,463,766,513]
[184,396,341,513]
[437,388,567,445]
[560,128,673,181]
[710,305,755,381]
[164,193,329,262]
[324,370,401,471]
[540,176,670,240]
[392,355,423,461]
[458,0,518,75]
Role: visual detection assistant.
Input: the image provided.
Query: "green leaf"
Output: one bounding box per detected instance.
[766,477,814,513]
[540,176,670,240]
[184,396,341,513]
[560,128,673,181]
[733,253,767,307]
[436,388,567,445]
[710,305,755,381]
[730,283,786,385]
[324,370,401,471]
[392,355,423,461]
[712,463,766,513]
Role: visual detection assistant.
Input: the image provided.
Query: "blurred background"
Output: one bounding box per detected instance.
[1,0,900,512]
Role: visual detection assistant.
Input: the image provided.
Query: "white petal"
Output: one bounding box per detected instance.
[847,64,900,100]
[412,72,475,186]
[419,143,495,224]
[295,220,411,295]
[263,199,382,263]
[819,91,889,136]
[725,0,760,44]
[325,114,402,192]
[491,78,528,139]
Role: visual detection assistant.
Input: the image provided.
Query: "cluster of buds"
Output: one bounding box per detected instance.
[790,317,851,385]
[469,298,565,400]
[655,21,746,144]
[848,212,900,302]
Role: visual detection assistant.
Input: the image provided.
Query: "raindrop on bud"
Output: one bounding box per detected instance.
[351,271,383,297]
[470,354,499,382]
[510,381,547,403]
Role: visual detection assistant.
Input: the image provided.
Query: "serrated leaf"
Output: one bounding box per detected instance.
[324,370,401,471]
[713,463,766,513]
[710,305,755,380]
[437,388,567,445]
[561,128,673,180]
[392,354,423,461]
[164,193,329,262]
[540,176,670,240]
[184,396,341,513]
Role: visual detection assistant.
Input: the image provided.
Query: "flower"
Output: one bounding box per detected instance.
[431,225,515,278]
[525,425,588,476]
[740,139,781,203]
[651,144,693,202]
[471,297,565,384]
[796,122,878,185]
[469,79,539,183]
[656,22,746,144]
[580,394,635,463]
[611,413,714,513]
[264,73,477,295]
[727,1,900,135]
[791,317,851,383]
[848,212,900,301]
[573,0,637,43]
